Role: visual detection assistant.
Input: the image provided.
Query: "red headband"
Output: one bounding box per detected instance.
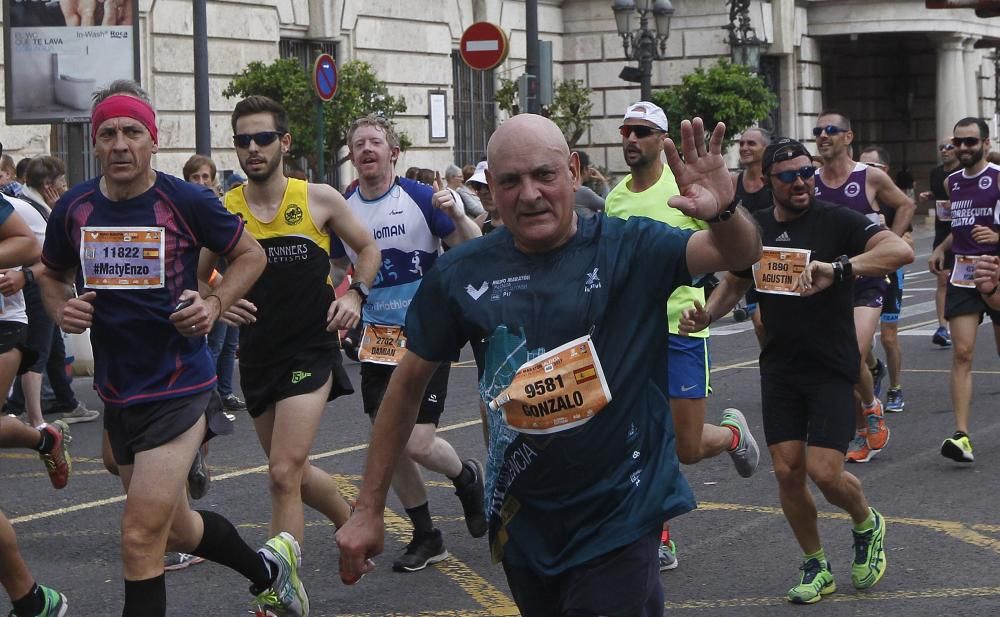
[91,95,158,144]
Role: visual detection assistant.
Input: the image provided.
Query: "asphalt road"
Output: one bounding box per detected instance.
[3,228,999,616]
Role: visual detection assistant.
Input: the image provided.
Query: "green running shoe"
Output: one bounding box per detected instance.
[787,557,836,604]
[253,532,309,617]
[941,433,974,463]
[851,508,887,589]
[7,585,68,617]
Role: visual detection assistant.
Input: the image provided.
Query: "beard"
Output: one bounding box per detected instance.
[775,188,814,214]
[959,147,985,169]
[243,154,282,182]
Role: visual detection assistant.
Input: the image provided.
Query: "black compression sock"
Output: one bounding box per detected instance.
[123,574,165,617]
[11,584,43,617]
[405,502,434,536]
[190,509,272,590]
[33,428,53,454]
[450,461,474,487]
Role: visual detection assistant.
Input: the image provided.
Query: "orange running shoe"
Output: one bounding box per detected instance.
[863,400,889,451]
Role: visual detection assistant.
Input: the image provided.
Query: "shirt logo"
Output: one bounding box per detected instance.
[845,181,861,198]
[284,204,304,226]
[465,281,489,300]
[980,176,993,190]
[584,267,602,293]
[952,182,961,192]
[389,209,404,215]
[291,370,312,384]
[775,231,791,242]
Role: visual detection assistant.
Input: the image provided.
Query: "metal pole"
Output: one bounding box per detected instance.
[193,0,211,155]
[639,11,652,102]
[66,124,86,186]
[526,0,540,113]
[315,99,326,182]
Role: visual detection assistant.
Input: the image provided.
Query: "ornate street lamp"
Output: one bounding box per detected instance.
[724,0,766,71]
[612,0,674,101]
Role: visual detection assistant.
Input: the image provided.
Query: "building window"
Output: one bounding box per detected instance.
[451,50,495,167]
[759,56,781,136]
[279,38,338,186]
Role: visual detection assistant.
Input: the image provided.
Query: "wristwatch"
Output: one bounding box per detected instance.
[22,268,34,286]
[348,281,370,302]
[832,255,853,282]
[707,198,741,223]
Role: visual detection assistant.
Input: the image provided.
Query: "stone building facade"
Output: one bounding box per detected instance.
[0,0,998,192]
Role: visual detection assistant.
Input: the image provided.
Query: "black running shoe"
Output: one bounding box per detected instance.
[454,458,487,538]
[392,530,449,572]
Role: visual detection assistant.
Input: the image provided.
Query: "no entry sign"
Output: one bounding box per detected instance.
[459,22,509,71]
[313,53,338,101]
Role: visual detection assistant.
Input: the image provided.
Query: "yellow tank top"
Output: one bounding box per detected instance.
[223,178,329,254]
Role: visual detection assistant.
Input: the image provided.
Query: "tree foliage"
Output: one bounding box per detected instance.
[495,78,593,147]
[653,60,777,145]
[223,58,409,171]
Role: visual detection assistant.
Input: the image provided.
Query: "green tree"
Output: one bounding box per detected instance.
[223,58,409,173]
[653,60,777,145]
[495,78,593,147]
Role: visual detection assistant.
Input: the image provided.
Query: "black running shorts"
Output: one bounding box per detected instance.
[944,283,1000,323]
[361,360,450,426]
[760,373,857,453]
[502,529,664,617]
[239,345,354,419]
[104,389,233,466]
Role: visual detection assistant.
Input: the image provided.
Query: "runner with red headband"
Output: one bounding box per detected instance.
[36,79,306,617]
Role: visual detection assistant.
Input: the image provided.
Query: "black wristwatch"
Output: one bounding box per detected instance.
[707,198,741,223]
[22,268,34,286]
[832,255,853,282]
[348,281,369,302]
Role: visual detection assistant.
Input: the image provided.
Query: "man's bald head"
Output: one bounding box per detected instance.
[487,114,569,166]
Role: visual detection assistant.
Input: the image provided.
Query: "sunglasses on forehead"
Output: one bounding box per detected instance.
[770,166,817,184]
[812,125,848,137]
[619,125,664,139]
[233,131,283,149]
[951,136,981,148]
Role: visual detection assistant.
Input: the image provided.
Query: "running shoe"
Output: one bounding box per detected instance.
[11,584,69,617]
[786,557,836,604]
[392,529,449,572]
[932,326,952,348]
[720,408,760,478]
[885,387,904,413]
[59,403,99,424]
[658,540,678,571]
[454,458,487,538]
[863,400,889,451]
[38,421,71,489]
[222,393,247,412]
[941,432,974,463]
[253,532,309,617]
[164,552,205,571]
[845,431,877,464]
[869,358,887,399]
[187,447,210,500]
[851,508,887,589]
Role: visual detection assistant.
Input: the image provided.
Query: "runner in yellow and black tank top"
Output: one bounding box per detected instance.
[224,178,337,367]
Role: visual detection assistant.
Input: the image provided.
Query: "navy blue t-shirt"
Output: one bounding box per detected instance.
[405,214,697,575]
[42,172,244,406]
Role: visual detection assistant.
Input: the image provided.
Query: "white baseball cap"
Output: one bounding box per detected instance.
[467,160,488,186]
[621,101,668,133]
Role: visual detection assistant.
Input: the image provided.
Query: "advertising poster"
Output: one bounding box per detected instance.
[3,0,140,124]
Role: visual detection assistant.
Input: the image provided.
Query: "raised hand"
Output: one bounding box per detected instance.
[664,118,735,221]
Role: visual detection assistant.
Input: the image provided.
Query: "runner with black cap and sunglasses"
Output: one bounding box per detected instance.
[680,137,912,605]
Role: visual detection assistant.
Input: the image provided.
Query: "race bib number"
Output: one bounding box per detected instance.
[80,227,164,289]
[752,247,810,296]
[936,200,952,222]
[488,334,611,435]
[358,324,408,365]
[950,254,980,288]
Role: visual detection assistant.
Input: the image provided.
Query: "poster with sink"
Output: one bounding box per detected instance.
[2,0,139,125]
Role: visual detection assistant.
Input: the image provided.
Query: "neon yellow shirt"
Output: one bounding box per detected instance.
[605,167,709,337]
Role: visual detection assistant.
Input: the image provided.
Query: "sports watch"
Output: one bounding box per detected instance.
[707,198,741,223]
[832,255,853,282]
[348,281,369,302]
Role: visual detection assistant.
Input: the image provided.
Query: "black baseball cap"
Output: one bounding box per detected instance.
[762,138,811,173]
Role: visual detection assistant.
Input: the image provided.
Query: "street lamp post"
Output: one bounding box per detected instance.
[725,0,766,71]
[612,0,674,101]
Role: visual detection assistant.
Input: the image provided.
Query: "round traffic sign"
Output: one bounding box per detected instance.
[459,22,509,71]
[313,53,338,101]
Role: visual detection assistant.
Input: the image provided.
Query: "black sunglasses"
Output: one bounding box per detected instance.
[770,166,817,184]
[812,125,848,137]
[939,143,956,151]
[620,125,664,139]
[951,136,981,148]
[233,131,283,149]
